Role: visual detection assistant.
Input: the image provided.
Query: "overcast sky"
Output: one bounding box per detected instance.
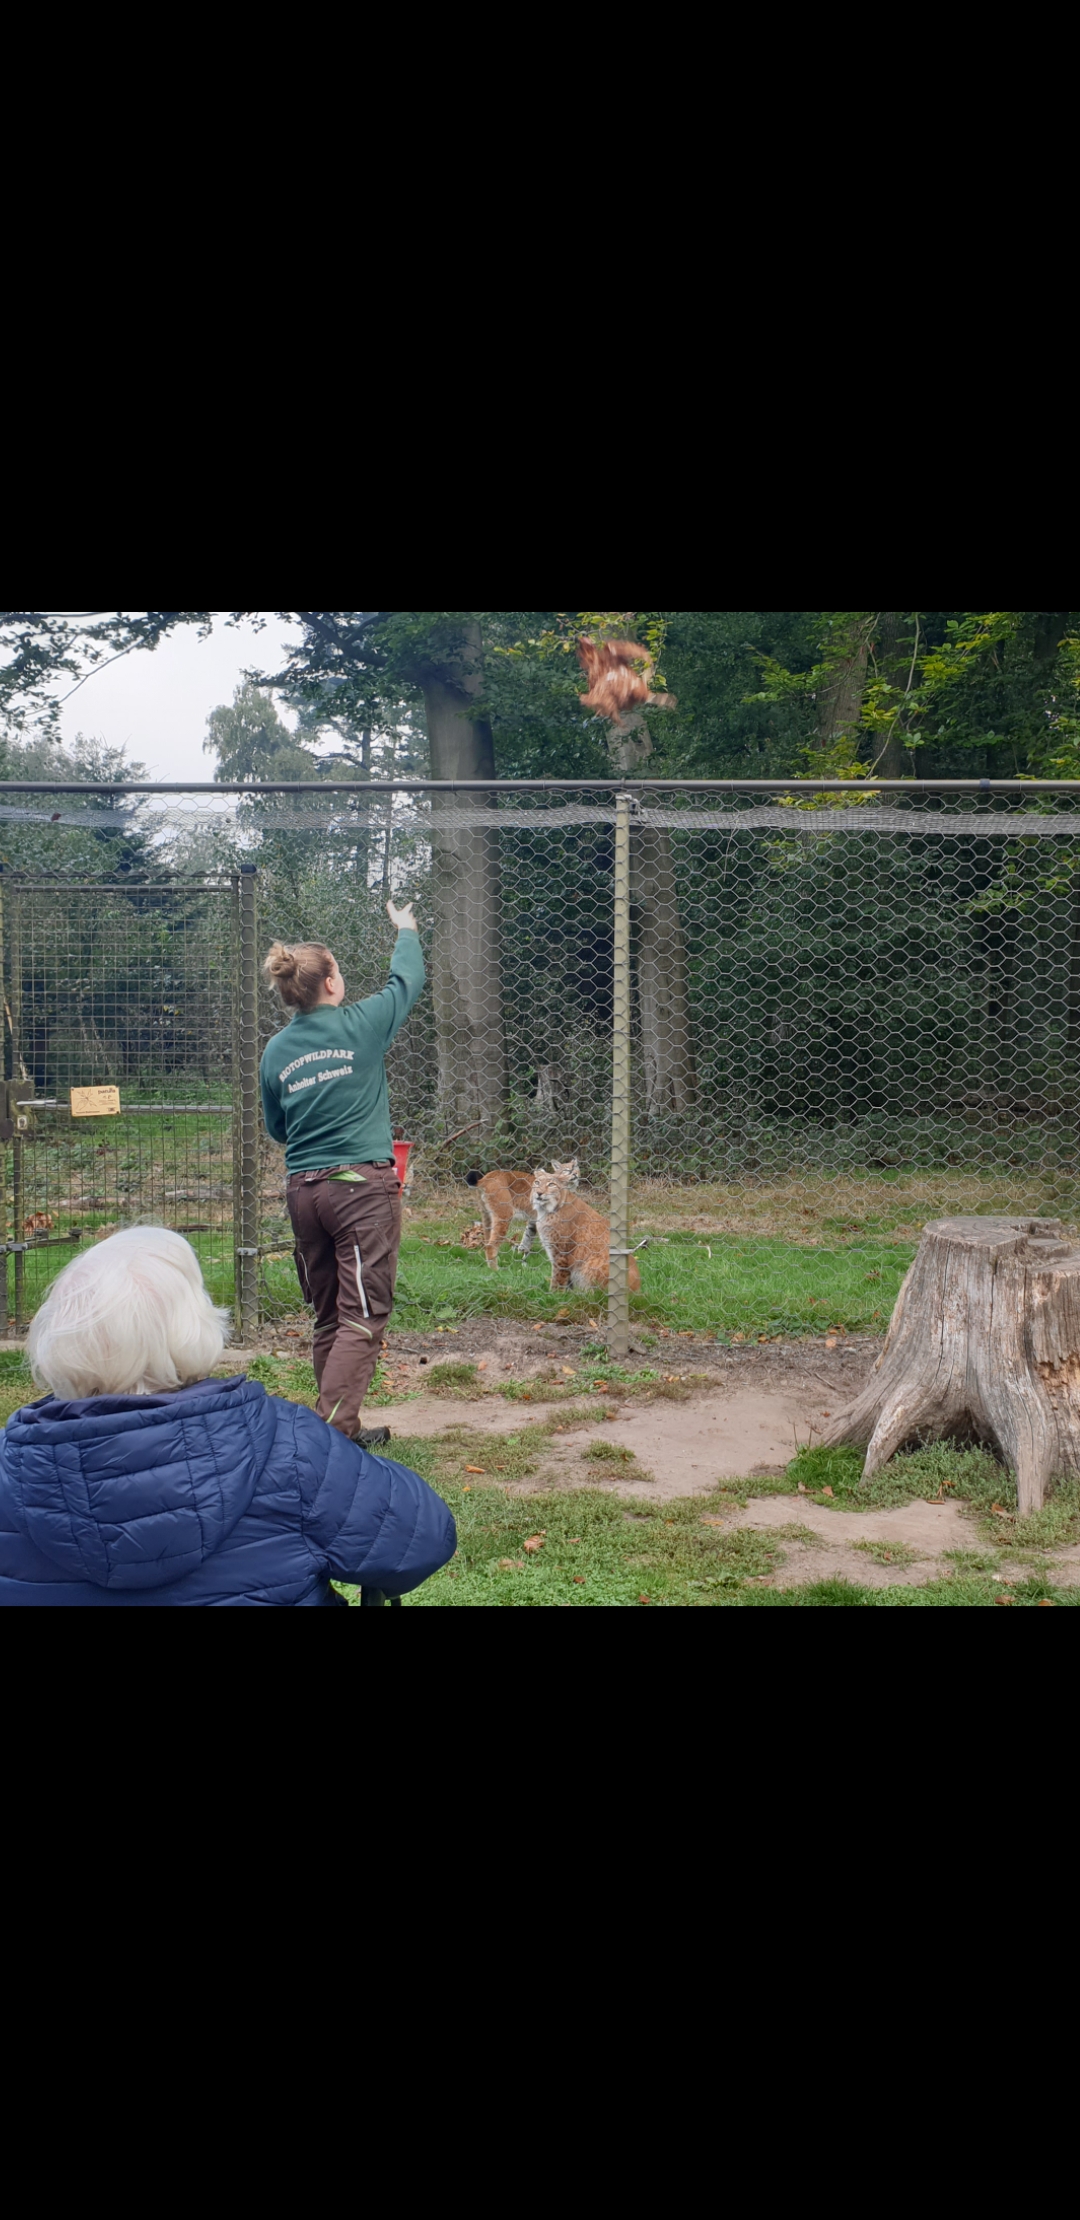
[55,613,302,784]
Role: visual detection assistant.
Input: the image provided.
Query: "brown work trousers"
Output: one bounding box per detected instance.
[287,1161,402,1436]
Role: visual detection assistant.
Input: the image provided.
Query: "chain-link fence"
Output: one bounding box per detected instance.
[6,779,1080,1353]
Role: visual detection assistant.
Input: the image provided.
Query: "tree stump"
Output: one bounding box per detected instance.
[820,1217,1080,1513]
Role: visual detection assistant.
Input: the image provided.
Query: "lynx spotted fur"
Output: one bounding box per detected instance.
[530,1170,641,1292]
[466,1158,579,1270]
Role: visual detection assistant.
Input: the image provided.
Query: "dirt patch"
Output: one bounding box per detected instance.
[730,1493,976,1589]
[383,1319,881,1388]
[377,1349,875,1500]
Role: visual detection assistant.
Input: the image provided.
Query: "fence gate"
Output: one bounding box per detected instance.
[0,876,261,1339]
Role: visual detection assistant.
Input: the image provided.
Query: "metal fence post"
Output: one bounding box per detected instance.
[608,793,632,1359]
[236,866,260,1344]
[0,868,6,1335]
[8,883,24,1335]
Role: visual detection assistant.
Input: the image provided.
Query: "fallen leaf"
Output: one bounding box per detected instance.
[990,1504,1013,1519]
[532,1323,544,1333]
[498,1558,524,1571]
[520,1392,532,1402]
[825,1338,838,1350]
[523,1534,546,1553]
[476,1359,488,1371]
[568,1537,582,1545]
[573,1575,586,1584]
[463,1485,472,1493]
[821,1485,834,1499]
[700,1516,726,1528]
[995,1595,1015,1606]
[797,1482,807,1494]
[638,1594,652,1604]
[464,1466,485,1475]
[561,1366,576,1377]
[1038,1599,1057,1606]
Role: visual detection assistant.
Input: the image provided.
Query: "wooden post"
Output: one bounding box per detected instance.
[821,1215,1080,1513]
[608,793,632,1359]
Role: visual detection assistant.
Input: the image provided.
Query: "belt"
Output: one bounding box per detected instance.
[290,1160,395,1184]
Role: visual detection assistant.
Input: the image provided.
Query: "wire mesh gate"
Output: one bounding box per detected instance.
[0,874,259,1340]
[6,781,1080,1357]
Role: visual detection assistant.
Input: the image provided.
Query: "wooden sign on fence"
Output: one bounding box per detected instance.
[69,1086,121,1118]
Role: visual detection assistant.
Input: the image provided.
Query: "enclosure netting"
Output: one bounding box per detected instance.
[4,782,1080,1332]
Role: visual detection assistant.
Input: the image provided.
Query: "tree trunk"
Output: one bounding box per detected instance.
[607,707,696,1116]
[870,611,909,779]
[420,624,507,1132]
[821,1215,1080,1512]
[818,625,869,754]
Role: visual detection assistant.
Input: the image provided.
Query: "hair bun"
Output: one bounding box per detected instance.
[264,941,298,981]
[262,938,335,1012]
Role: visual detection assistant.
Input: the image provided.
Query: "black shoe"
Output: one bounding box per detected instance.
[355,1425,391,1449]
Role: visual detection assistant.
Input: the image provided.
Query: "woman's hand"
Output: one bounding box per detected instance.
[387,899,418,932]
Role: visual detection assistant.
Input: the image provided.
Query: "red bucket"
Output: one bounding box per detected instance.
[392,1140,412,1186]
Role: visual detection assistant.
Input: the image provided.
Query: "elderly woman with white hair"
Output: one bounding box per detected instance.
[0,1227,455,1607]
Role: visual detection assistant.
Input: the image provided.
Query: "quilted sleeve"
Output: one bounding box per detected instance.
[294,1407,456,1595]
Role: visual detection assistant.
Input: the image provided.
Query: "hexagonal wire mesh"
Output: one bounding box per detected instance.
[5,781,1080,1353]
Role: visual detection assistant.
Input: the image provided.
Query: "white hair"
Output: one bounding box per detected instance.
[27,1226,232,1400]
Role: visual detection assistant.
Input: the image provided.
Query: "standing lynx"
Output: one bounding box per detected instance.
[466,1158,580,1269]
[530,1170,642,1292]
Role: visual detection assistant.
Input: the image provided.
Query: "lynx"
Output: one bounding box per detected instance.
[466,1158,580,1270]
[530,1169,642,1292]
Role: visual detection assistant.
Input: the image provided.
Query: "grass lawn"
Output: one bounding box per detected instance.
[14,1165,1067,1343]
[334,1430,1080,1608]
[256,1212,915,1339]
[4,1350,1076,1606]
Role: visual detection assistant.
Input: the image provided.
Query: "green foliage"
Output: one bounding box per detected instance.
[204,683,316,784]
[4,610,1078,788]
[747,611,1080,780]
[0,730,157,880]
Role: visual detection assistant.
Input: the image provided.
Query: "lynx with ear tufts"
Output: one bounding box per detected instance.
[530,1170,641,1293]
[465,1158,580,1269]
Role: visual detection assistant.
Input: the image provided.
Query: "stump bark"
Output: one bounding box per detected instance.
[820,1217,1080,1513]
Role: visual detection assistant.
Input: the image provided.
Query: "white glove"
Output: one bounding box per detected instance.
[387,899,418,932]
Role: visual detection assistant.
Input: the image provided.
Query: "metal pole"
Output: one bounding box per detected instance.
[231,875,242,1332]
[0,868,6,1334]
[11,777,1080,793]
[608,794,632,1360]
[9,885,24,1333]
[237,867,260,1344]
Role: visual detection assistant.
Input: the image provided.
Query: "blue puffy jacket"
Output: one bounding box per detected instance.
[0,1373,456,1606]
